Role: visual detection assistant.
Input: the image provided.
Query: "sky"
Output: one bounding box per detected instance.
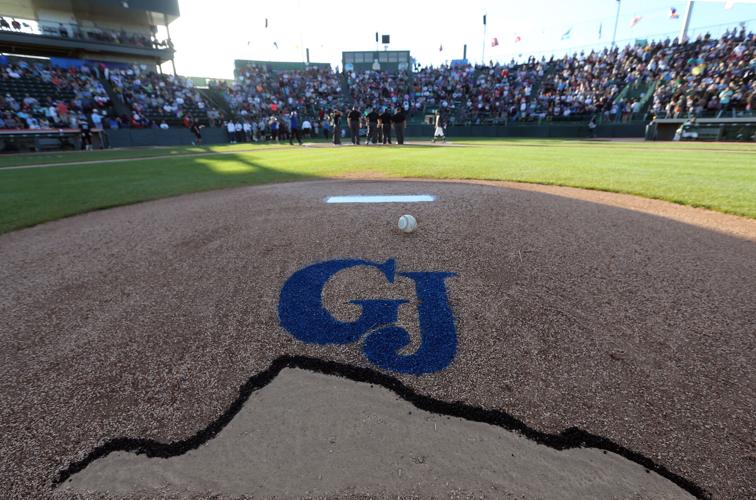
[163,0,756,79]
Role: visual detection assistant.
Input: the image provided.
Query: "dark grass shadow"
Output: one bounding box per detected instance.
[0,152,325,234]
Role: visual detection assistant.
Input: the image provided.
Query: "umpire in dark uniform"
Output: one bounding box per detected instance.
[380,107,393,144]
[330,109,342,145]
[392,106,406,145]
[347,106,361,145]
[366,106,379,145]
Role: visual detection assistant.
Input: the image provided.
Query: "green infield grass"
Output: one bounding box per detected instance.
[0,139,754,234]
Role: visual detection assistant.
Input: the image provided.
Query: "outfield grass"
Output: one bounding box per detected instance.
[0,139,754,234]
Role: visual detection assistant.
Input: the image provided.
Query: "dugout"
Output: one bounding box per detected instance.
[651,117,756,142]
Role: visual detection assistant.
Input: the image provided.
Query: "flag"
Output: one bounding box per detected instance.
[273,42,279,49]
[265,18,268,28]
[439,44,443,52]
[561,28,572,40]
[598,23,603,39]
[669,7,679,18]
[630,15,642,28]
[491,37,499,47]
[514,35,522,43]
[483,15,487,25]
[724,0,735,9]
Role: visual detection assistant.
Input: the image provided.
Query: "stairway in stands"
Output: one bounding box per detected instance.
[101,77,130,117]
[199,87,231,119]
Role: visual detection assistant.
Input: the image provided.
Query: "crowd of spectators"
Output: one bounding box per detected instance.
[0,60,111,130]
[108,66,210,128]
[213,65,343,121]
[0,59,216,131]
[649,28,754,118]
[346,69,410,112]
[0,29,752,134]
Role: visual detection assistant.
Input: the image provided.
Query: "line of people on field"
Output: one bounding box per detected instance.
[343,105,407,145]
[224,110,315,145]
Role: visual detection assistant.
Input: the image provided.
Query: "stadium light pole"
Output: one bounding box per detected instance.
[482,14,487,66]
[611,0,621,49]
[679,1,695,43]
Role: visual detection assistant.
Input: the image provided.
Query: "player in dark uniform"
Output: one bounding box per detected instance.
[347,106,361,145]
[78,113,92,151]
[330,109,342,145]
[380,107,393,144]
[366,107,379,145]
[376,112,383,144]
[392,107,406,145]
[190,121,202,145]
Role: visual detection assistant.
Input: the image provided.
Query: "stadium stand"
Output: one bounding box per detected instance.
[108,66,211,128]
[206,30,752,133]
[0,28,752,147]
[0,58,111,129]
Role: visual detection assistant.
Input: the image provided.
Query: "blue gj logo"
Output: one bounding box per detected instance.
[278,259,457,375]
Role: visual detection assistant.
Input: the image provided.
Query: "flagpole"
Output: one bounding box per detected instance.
[611,0,621,48]
[679,1,695,43]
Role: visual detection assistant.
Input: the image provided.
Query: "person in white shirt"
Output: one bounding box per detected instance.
[234,121,243,143]
[243,120,252,142]
[46,105,58,124]
[301,119,312,138]
[226,120,236,143]
[90,110,102,129]
[250,121,258,141]
[159,120,169,129]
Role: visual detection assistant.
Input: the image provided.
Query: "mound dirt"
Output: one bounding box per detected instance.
[0,180,754,499]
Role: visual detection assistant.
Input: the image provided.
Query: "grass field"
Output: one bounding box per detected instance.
[0,139,754,234]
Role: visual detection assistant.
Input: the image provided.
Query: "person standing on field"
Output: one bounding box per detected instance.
[234,120,244,143]
[392,106,406,145]
[347,106,361,145]
[380,107,393,144]
[330,109,342,145]
[432,109,445,143]
[269,116,279,142]
[366,106,379,144]
[289,111,302,145]
[226,120,236,143]
[190,120,202,145]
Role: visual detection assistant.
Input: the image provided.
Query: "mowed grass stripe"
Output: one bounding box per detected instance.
[0,140,754,234]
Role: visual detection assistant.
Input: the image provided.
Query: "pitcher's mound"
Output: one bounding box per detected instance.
[1,180,753,499]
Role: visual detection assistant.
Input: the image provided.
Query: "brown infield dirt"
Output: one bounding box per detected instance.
[0,179,754,499]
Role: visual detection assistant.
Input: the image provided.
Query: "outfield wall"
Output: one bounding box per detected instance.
[103,124,645,148]
[407,123,646,139]
[104,128,230,148]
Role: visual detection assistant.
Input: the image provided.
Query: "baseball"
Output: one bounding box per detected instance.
[398,214,417,233]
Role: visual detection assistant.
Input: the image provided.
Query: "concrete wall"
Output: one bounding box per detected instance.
[104,127,229,148]
[406,123,646,139]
